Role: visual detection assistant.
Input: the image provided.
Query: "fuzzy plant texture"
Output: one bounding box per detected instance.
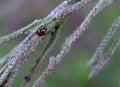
[0,0,120,87]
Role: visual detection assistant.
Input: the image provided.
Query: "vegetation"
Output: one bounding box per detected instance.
[0,0,120,87]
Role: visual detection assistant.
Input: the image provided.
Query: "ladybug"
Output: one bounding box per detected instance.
[36,26,47,36]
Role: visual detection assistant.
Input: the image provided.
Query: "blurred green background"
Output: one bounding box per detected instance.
[0,0,120,87]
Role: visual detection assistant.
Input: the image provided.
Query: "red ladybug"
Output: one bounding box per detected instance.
[36,26,46,36]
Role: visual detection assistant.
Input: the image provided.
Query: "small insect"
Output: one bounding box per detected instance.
[36,26,47,36]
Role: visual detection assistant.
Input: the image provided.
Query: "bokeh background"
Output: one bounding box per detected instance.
[0,0,120,87]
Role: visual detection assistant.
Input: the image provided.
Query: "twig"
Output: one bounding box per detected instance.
[88,36,120,79]
[88,16,120,67]
[32,56,56,87]
[0,19,42,46]
[32,0,108,86]
[0,0,94,86]
[22,24,62,87]
[21,0,94,86]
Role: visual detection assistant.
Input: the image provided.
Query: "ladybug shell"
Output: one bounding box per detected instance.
[36,26,46,36]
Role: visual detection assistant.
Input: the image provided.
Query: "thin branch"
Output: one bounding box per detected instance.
[21,0,95,86]
[88,16,120,78]
[0,0,94,86]
[55,0,108,63]
[88,16,120,68]
[32,56,56,87]
[0,19,42,46]
[22,24,62,87]
[88,36,120,79]
[0,33,41,86]
[32,0,108,86]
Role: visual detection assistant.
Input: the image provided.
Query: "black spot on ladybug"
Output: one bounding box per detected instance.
[36,26,47,36]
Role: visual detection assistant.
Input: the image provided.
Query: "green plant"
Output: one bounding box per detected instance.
[0,0,119,87]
